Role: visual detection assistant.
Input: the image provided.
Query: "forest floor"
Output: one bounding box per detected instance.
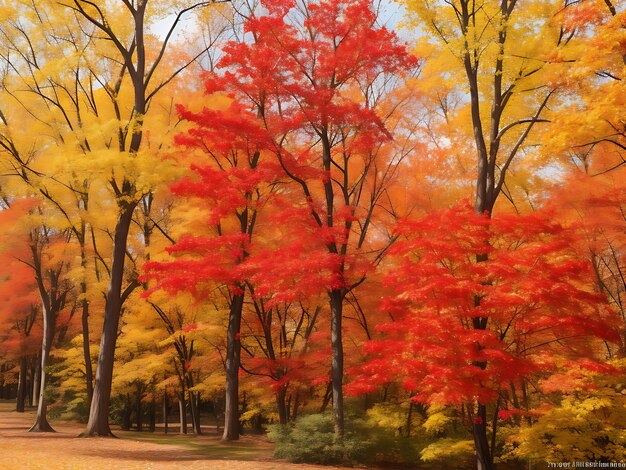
[0,402,359,470]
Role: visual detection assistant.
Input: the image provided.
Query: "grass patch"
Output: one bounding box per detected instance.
[115,430,274,461]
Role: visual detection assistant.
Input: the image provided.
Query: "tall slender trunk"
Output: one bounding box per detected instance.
[149,397,156,432]
[32,358,40,408]
[163,394,169,434]
[292,390,301,421]
[28,359,35,406]
[276,386,288,425]
[329,290,344,437]
[188,388,198,434]
[121,394,132,430]
[223,292,244,440]
[473,403,493,470]
[214,397,223,434]
[81,277,93,409]
[190,391,201,434]
[84,202,137,436]
[183,373,201,435]
[178,392,187,434]
[29,305,56,432]
[320,382,332,413]
[16,356,28,412]
[135,384,143,431]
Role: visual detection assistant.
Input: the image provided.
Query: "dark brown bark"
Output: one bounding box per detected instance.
[81,276,93,409]
[121,394,132,430]
[223,292,244,440]
[27,361,34,407]
[163,394,169,434]
[16,357,28,412]
[329,290,344,437]
[83,202,137,436]
[320,381,332,413]
[491,399,500,461]
[276,386,288,425]
[473,404,493,470]
[213,397,224,434]
[135,384,143,432]
[291,390,300,421]
[149,397,156,432]
[190,391,201,435]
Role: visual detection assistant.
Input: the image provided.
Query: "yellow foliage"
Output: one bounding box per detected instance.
[420,438,475,462]
[366,402,411,431]
[504,362,626,462]
[422,405,452,435]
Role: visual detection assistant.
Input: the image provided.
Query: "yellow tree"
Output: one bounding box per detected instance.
[0,0,227,436]
[54,0,227,436]
[405,0,572,214]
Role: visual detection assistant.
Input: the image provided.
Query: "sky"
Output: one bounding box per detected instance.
[151,0,412,43]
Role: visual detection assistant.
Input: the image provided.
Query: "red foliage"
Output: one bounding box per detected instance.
[143,0,417,410]
[347,203,619,407]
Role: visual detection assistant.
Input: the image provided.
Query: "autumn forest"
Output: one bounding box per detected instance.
[0,0,624,469]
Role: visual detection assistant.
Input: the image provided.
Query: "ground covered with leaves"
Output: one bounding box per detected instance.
[0,403,353,470]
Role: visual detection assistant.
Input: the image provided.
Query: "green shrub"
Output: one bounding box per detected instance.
[268,411,428,466]
[268,413,366,465]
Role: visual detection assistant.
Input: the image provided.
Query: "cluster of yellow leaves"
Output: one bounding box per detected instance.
[503,361,626,463]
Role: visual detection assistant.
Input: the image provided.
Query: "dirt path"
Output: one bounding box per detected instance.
[0,403,355,470]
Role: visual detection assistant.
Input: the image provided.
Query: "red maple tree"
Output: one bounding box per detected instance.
[348,202,620,461]
[145,0,417,438]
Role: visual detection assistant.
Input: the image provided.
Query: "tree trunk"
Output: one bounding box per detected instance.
[320,382,332,413]
[28,359,36,407]
[121,394,132,430]
[292,390,301,420]
[83,202,137,436]
[163,394,169,434]
[276,386,288,425]
[190,391,201,435]
[0,363,5,399]
[329,290,344,438]
[214,397,223,434]
[405,401,413,438]
[149,397,156,432]
[222,292,244,440]
[29,305,56,432]
[184,373,201,435]
[135,385,143,431]
[178,392,187,434]
[32,358,40,408]
[81,278,93,410]
[188,389,197,434]
[16,356,28,412]
[251,413,263,433]
[473,403,493,470]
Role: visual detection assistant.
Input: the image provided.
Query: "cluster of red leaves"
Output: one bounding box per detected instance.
[143,0,417,403]
[143,0,416,306]
[347,202,619,406]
